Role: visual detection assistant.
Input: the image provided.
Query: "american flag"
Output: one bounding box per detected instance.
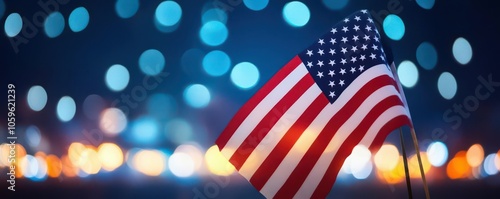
[216,10,412,198]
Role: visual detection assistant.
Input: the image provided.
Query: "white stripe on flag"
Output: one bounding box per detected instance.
[221,64,308,158]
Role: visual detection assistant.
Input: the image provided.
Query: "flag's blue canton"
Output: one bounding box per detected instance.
[298,10,390,104]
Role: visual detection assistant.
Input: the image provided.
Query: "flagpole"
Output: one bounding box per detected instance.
[399,128,413,199]
[410,127,431,199]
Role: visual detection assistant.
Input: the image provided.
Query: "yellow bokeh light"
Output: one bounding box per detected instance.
[205,145,235,176]
[374,144,400,171]
[68,142,87,167]
[408,152,431,179]
[46,155,62,178]
[79,148,101,174]
[376,156,406,184]
[133,150,166,176]
[97,143,124,171]
[466,144,484,168]
[447,151,471,179]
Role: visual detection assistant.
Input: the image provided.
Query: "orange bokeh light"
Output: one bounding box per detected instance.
[61,155,79,177]
[447,151,471,179]
[46,155,63,178]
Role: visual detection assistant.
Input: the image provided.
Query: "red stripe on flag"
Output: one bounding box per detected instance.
[229,74,315,170]
[216,56,302,149]
[249,94,329,190]
[311,115,411,199]
[275,95,404,198]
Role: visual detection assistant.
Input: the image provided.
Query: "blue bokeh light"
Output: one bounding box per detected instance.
[383,14,405,41]
[139,49,165,76]
[416,0,435,10]
[416,42,438,70]
[453,37,473,65]
[155,1,182,26]
[397,60,419,88]
[202,8,227,24]
[165,118,193,144]
[183,84,211,108]
[231,62,260,89]
[27,85,48,112]
[68,7,89,32]
[147,93,177,120]
[83,94,106,120]
[105,64,130,92]
[56,96,76,122]
[202,50,231,76]
[130,117,160,144]
[322,0,349,10]
[154,17,180,33]
[4,13,23,37]
[426,142,448,167]
[282,1,310,27]
[200,21,228,46]
[243,0,269,11]
[437,72,457,100]
[484,154,499,176]
[44,12,65,38]
[115,0,139,19]
[26,125,42,148]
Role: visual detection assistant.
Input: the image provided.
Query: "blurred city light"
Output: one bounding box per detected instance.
[44,12,65,38]
[426,141,448,167]
[139,49,166,76]
[56,96,77,122]
[231,62,260,89]
[68,7,90,32]
[374,144,400,171]
[199,21,228,46]
[416,42,438,70]
[466,144,484,168]
[408,152,431,178]
[155,1,182,26]
[115,0,139,19]
[45,154,62,178]
[100,108,128,136]
[169,152,195,177]
[105,64,130,92]
[205,145,235,176]
[453,37,473,65]
[484,153,498,176]
[282,1,310,27]
[437,72,458,100]
[97,143,124,171]
[4,13,22,37]
[133,149,167,176]
[383,14,405,41]
[447,151,471,179]
[27,85,48,112]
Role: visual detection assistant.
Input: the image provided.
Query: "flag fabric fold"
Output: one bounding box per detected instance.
[216,10,412,199]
